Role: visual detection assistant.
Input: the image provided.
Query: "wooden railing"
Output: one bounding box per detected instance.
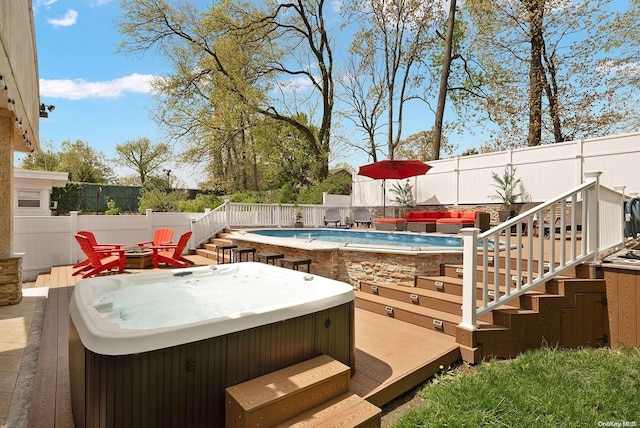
[459,171,625,330]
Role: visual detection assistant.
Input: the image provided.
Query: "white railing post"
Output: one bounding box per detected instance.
[583,171,602,261]
[224,200,231,228]
[145,208,153,237]
[459,227,479,330]
[70,211,79,263]
[614,185,627,244]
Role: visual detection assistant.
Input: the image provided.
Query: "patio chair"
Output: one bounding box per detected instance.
[543,201,582,238]
[137,228,174,248]
[353,207,373,227]
[323,207,341,227]
[73,230,123,271]
[73,233,127,278]
[150,231,195,268]
[517,202,542,236]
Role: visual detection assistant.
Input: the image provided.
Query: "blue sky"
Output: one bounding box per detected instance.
[20,0,473,188]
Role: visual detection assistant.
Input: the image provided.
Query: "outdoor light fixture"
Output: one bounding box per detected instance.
[39,103,55,118]
[7,98,14,112]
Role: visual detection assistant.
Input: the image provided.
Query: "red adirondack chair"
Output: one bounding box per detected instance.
[73,233,127,278]
[73,230,123,270]
[150,231,194,268]
[137,228,174,248]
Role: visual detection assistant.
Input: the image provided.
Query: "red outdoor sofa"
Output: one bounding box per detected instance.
[376,210,490,234]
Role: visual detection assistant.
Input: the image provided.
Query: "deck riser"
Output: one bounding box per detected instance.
[354,298,458,337]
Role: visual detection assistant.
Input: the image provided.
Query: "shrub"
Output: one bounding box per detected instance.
[105,198,120,215]
[138,188,188,213]
[177,193,224,212]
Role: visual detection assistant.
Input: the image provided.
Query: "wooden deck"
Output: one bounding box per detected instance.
[8,255,460,427]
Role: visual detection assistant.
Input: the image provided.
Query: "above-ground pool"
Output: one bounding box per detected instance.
[69,263,355,428]
[248,228,469,250]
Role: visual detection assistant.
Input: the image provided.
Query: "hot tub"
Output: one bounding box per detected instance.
[69,263,355,428]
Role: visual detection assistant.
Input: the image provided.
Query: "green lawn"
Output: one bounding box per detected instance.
[394,347,640,427]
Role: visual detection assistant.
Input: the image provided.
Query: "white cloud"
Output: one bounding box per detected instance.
[40,73,159,100]
[37,0,58,7]
[47,9,78,27]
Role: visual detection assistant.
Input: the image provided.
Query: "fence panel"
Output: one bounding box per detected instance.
[353,132,640,208]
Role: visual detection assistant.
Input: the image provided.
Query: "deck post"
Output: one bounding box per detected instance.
[613,185,626,244]
[583,171,601,262]
[459,227,479,330]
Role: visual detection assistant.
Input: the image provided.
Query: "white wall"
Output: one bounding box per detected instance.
[13,169,68,216]
[353,132,640,207]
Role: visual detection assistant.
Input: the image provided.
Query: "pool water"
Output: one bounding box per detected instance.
[249,228,470,249]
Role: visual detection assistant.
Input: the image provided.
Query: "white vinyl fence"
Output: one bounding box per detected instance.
[13,204,351,281]
[353,132,640,208]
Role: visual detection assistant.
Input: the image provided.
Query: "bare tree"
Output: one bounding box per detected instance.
[343,0,439,159]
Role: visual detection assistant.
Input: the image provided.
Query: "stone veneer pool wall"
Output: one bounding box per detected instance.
[229,237,463,287]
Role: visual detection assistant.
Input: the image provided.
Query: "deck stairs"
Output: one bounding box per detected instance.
[195,231,237,263]
[355,253,607,362]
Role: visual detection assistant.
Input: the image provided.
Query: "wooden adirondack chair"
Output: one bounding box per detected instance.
[150,231,195,268]
[137,228,174,248]
[73,230,123,270]
[73,233,127,278]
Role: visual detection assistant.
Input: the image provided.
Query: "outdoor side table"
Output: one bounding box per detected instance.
[280,257,312,272]
[232,247,256,262]
[217,244,237,264]
[257,252,285,265]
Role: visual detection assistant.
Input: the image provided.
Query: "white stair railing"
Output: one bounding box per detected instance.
[189,202,229,250]
[460,171,625,330]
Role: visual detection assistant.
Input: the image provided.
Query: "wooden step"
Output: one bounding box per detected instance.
[195,247,217,260]
[225,355,351,428]
[359,281,527,322]
[415,275,547,307]
[354,292,504,337]
[274,392,381,428]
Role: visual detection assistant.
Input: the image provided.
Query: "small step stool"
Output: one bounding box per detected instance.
[232,247,256,262]
[257,252,284,265]
[280,257,311,272]
[216,244,237,264]
[225,355,380,428]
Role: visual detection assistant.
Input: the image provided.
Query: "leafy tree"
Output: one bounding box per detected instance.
[177,193,223,212]
[465,0,633,147]
[296,173,352,204]
[20,143,61,171]
[114,137,171,185]
[138,183,188,213]
[58,140,114,183]
[396,130,457,161]
[119,0,335,185]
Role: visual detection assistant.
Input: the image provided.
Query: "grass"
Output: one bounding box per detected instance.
[393,347,640,427]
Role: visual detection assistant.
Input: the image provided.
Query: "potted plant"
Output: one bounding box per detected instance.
[389,180,415,217]
[489,166,522,221]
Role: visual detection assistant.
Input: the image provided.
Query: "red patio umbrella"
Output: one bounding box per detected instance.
[358,159,432,217]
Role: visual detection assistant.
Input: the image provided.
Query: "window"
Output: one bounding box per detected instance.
[17,190,41,208]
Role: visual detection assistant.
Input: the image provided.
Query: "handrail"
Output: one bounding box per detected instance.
[460,171,625,330]
[189,202,229,250]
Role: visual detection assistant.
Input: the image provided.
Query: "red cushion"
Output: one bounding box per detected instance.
[440,212,459,219]
[376,218,406,224]
[425,212,441,220]
[405,212,423,220]
[461,211,477,220]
